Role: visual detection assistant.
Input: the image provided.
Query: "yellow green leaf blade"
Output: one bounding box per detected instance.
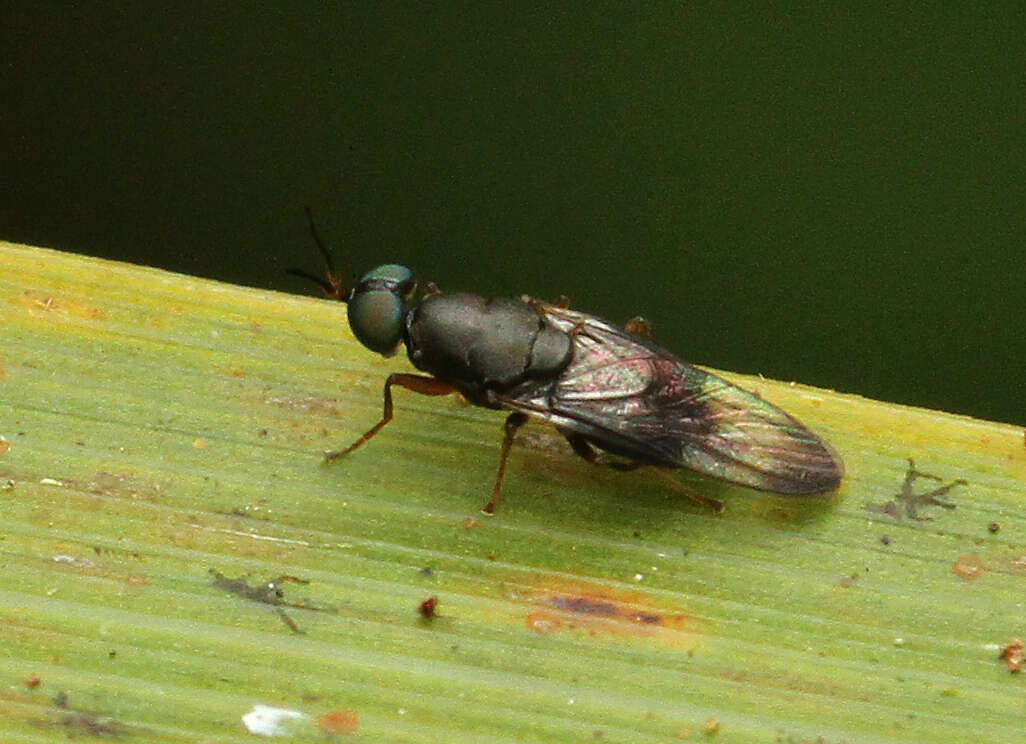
[2,240,1025,743]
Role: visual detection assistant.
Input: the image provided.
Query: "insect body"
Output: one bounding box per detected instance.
[293,226,843,513]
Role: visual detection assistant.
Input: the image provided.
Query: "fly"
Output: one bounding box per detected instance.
[291,212,843,514]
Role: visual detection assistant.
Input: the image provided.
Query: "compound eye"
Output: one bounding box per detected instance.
[346,265,414,356]
[348,289,404,355]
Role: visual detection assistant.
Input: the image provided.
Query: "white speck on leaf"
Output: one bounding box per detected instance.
[241,704,305,736]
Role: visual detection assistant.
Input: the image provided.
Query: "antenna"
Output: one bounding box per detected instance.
[287,207,349,301]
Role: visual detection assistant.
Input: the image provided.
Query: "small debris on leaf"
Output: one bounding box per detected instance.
[418,596,438,620]
[1000,639,1024,673]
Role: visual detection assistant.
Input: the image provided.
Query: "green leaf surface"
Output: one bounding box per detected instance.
[2,241,1024,742]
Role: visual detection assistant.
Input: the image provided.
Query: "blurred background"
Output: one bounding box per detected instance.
[2,4,1023,425]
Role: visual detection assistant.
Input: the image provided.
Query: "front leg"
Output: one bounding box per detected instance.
[324,373,457,461]
[482,412,529,515]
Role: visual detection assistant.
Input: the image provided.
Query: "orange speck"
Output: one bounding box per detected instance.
[125,575,148,587]
[0,439,9,456]
[0,363,5,380]
[24,673,41,689]
[704,717,720,734]
[231,368,246,377]
[460,517,480,529]
[677,727,692,739]
[952,555,985,581]
[317,709,359,734]
[193,439,206,448]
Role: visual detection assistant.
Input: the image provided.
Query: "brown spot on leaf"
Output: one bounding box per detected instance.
[24,672,41,689]
[317,709,359,734]
[523,578,694,644]
[0,438,9,457]
[952,555,985,581]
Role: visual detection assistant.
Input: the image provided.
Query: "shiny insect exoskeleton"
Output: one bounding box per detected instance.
[292,217,843,514]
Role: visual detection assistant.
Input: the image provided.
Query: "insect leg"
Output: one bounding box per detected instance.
[324,373,456,461]
[560,430,643,471]
[561,431,723,513]
[482,412,529,515]
[647,469,724,514]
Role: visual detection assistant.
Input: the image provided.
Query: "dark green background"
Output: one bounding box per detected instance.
[3,4,1023,425]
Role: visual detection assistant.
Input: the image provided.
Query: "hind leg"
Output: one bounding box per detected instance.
[560,429,722,513]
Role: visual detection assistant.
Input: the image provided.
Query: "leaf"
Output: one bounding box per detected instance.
[2,240,1024,743]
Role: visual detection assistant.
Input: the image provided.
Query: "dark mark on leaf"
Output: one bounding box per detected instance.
[866,459,965,521]
[29,692,130,738]
[209,569,334,634]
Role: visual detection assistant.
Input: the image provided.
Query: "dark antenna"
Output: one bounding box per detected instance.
[287,207,349,301]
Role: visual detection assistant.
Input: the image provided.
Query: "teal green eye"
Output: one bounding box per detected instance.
[347,265,413,356]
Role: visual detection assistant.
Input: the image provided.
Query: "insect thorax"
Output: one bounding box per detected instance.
[405,293,573,402]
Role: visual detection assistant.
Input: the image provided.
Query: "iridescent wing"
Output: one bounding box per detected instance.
[496,303,842,494]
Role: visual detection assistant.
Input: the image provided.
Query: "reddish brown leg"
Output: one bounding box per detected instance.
[482,412,529,515]
[324,373,456,461]
[647,469,724,513]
